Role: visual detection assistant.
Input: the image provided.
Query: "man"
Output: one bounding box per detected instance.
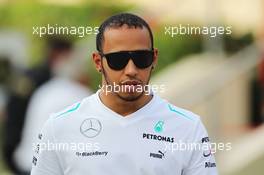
[13,43,92,174]
[3,36,73,175]
[31,13,218,175]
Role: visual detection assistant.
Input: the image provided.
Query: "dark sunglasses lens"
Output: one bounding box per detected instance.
[132,51,153,68]
[105,53,129,70]
[104,50,153,70]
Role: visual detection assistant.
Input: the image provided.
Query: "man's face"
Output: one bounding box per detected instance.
[93,25,158,101]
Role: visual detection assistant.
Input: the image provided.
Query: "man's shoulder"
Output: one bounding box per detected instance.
[145,95,205,141]
[50,93,96,120]
[42,93,98,139]
[156,96,208,142]
[156,95,201,124]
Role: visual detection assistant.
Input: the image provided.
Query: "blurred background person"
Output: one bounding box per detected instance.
[2,36,92,175]
[12,35,92,175]
[0,56,11,122]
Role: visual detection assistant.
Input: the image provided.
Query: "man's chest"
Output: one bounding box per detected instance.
[56,116,188,175]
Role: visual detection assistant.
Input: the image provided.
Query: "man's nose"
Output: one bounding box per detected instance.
[124,59,138,77]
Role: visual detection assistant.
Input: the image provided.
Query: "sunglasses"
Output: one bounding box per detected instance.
[99,50,154,70]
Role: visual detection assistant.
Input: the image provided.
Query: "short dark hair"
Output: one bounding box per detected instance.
[46,36,73,51]
[96,13,154,52]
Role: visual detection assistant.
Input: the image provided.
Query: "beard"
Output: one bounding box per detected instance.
[101,66,152,102]
[116,87,145,102]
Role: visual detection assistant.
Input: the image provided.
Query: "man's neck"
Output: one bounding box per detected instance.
[99,90,153,117]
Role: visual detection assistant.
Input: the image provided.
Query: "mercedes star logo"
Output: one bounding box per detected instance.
[80,118,102,138]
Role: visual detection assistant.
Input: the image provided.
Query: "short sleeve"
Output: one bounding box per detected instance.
[30,117,63,175]
[183,119,218,175]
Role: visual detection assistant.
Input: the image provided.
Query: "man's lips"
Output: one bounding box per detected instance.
[120,80,142,92]
[121,80,141,85]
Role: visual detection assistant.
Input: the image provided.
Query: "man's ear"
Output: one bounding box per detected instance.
[152,48,158,69]
[92,52,102,73]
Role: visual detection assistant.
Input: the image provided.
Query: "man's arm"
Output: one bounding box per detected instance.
[183,119,218,175]
[31,117,63,175]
